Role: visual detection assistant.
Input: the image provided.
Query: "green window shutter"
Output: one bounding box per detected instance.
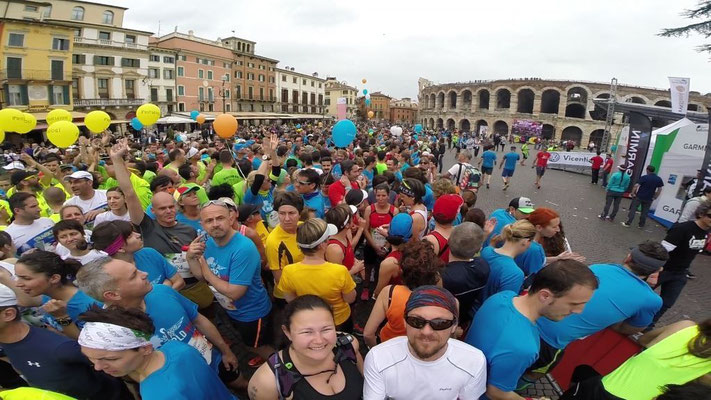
[63,86,69,104]
[20,85,29,105]
[48,84,54,104]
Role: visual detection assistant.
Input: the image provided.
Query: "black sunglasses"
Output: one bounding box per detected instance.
[405,315,456,331]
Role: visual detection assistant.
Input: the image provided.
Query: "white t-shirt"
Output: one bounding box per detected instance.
[93,210,131,227]
[64,189,108,213]
[62,249,107,265]
[363,336,487,400]
[54,230,92,259]
[447,162,473,186]
[4,218,56,254]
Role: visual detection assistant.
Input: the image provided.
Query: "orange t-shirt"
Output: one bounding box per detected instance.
[379,285,411,342]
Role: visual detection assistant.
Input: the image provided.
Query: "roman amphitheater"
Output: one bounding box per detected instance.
[418,78,711,147]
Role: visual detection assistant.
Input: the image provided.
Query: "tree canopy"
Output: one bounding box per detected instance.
[660,1,711,52]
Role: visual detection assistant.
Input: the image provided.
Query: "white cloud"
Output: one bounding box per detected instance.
[121,0,711,98]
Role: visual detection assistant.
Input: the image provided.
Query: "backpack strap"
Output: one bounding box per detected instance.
[454,162,464,185]
[387,284,396,308]
[334,332,358,365]
[267,351,301,400]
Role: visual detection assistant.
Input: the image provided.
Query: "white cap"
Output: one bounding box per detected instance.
[2,161,25,171]
[0,284,17,306]
[64,170,94,181]
[186,147,199,159]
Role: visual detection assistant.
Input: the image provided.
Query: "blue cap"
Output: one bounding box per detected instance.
[389,213,413,240]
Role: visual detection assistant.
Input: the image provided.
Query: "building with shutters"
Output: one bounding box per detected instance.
[324,77,358,119]
[275,67,325,117]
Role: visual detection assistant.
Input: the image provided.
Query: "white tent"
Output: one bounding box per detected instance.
[156,115,196,124]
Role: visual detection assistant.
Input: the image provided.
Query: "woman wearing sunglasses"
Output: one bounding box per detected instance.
[363,239,443,349]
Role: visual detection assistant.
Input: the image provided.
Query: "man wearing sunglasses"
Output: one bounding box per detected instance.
[364,286,487,400]
[465,260,598,400]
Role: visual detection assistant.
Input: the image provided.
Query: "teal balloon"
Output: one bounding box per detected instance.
[131,117,143,130]
[363,89,368,95]
[332,119,357,148]
[365,99,371,106]
[610,144,618,153]
[414,124,423,133]
[296,124,301,129]
[189,110,199,120]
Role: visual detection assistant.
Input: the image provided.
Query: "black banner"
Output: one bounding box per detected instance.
[702,110,711,189]
[624,111,653,190]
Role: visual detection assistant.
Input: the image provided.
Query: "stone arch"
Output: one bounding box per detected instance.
[104,112,117,119]
[542,124,555,139]
[478,89,490,109]
[540,89,561,114]
[589,129,605,148]
[625,96,647,104]
[446,118,456,131]
[516,88,535,114]
[436,118,444,129]
[561,126,583,146]
[654,100,671,108]
[475,119,488,135]
[429,93,436,109]
[493,120,509,135]
[565,103,587,119]
[437,92,445,109]
[428,118,435,129]
[461,89,472,109]
[567,86,589,105]
[448,90,457,110]
[459,118,471,132]
[688,103,702,112]
[495,88,511,109]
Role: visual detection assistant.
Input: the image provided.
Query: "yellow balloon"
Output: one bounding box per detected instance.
[367,110,374,119]
[136,104,161,126]
[15,113,37,134]
[47,121,79,148]
[46,109,72,126]
[362,78,367,84]
[0,108,24,132]
[85,110,112,133]
[0,130,5,143]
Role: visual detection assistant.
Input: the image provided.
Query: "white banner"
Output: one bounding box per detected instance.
[336,97,347,105]
[668,77,690,115]
[547,151,597,167]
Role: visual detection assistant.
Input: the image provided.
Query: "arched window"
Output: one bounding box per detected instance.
[71,6,85,21]
[103,10,114,24]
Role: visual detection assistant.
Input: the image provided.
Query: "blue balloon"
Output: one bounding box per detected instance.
[414,124,423,133]
[365,99,371,106]
[332,119,357,148]
[363,89,368,95]
[190,110,199,120]
[296,124,301,129]
[131,117,143,131]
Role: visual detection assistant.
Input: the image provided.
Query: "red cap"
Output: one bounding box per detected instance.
[433,194,464,222]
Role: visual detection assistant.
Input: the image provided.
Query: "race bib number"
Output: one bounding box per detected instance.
[209,285,237,311]
[188,331,214,365]
[166,253,194,279]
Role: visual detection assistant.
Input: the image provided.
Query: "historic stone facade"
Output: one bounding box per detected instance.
[418,78,711,147]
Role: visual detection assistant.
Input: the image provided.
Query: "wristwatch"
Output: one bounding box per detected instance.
[54,316,73,327]
[262,155,271,161]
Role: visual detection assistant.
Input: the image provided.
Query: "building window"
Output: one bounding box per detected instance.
[281,75,286,82]
[198,69,204,79]
[102,10,114,24]
[71,7,85,20]
[224,74,230,82]
[97,78,109,98]
[148,68,159,78]
[74,28,81,37]
[24,5,38,11]
[224,89,230,98]
[125,79,135,99]
[236,71,243,79]
[179,55,186,61]
[163,69,174,79]
[311,81,314,87]
[293,77,297,84]
[163,56,174,63]
[177,66,184,77]
[247,73,254,80]
[208,88,213,102]
[40,5,51,17]
[223,62,230,68]
[235,85,241,98]
[6,57,22,79]
[235,60,242,66]
[270,77,275,83]
[259,87,264,100]
[125,35,136,44]
[177,85,185,96]
[121,58,140,68]
[226,103,231,112]
[149,55,160,62]
[198,87,204,101]
[49,85,67,105]
[98,31,111,41]
[319,83,322,88]
[150,88,158,102]
[72,78,79,100]
[258,74,265,82]
[50,60,63,80]
[178,102,185,112]
[72,54,85,64]
[52,38,69,51]
[207,71,213,80]
[8,33,24,47]
[7,84,27,105]
[248,86,253,100]
[208,103,214,112]
[166,88,173,102]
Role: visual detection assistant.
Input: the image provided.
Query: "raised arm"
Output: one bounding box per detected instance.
[109,140,145,225]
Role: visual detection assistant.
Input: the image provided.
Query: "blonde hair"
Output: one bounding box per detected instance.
[501,220,536,242]
[296,218,328,255]
[246,170,259,187]
[432,177,456,198]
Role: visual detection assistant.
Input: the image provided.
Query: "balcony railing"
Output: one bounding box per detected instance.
[0,69,70,81]
[73,36,148,51]
[74,98,145,107]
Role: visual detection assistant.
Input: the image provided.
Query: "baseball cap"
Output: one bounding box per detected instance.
[173,184,199,201]
[64,170,94,181]
[508,197,535,214]
[0,283,17,306]
[389,213,413,240]
[2,161,25,171]
[345,189,368,207]
[186,147,199,159]
[10,170,37,187]
[433,194,464,222]
[237,203,261,223]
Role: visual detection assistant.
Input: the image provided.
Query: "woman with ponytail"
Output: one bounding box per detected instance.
[480,219,535,301]
[4,250,101,338]
[52,219,105,265]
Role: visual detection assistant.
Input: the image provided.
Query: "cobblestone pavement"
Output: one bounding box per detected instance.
[435,146,709,399]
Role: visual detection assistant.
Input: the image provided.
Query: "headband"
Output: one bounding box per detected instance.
[78,322,151,351]
[398,181,416,198]
[103,235,126,256]
[630,247,666,274]
[405,285,458,320]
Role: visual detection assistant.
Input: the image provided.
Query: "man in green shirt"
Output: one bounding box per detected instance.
[211,150,242,187]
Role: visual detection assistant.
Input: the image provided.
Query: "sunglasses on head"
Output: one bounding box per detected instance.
[405,315,456,331]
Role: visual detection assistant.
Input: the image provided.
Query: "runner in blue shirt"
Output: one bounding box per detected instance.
[478,145,497,189]
[499,145,521,190]
[294,168,326,218]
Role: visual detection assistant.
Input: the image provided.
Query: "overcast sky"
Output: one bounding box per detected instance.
[121,0,711,100]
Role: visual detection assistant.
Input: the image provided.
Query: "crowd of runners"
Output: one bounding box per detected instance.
[0,123,708,400]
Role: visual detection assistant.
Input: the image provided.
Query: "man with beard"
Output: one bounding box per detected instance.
[464,260,598,400]
[363,286,487,400]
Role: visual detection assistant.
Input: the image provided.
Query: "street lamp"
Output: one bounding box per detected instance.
[218,74,229,113]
